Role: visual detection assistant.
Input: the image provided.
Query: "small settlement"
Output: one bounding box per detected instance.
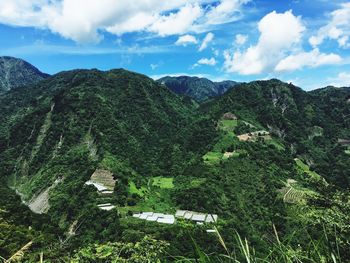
[237,130,270,142]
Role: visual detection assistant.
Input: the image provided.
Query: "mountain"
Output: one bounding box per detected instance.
[0,71,349,262]
[202,79,350,186]
[0,56,49,93]
[0,69,215,239]
[157,75,238,102]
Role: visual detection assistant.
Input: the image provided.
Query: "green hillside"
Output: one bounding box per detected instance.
[0,71,349,262]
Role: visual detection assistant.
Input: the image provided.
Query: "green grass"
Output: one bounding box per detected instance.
[152,177,174,189]
[218,119,238,132]
[212,132,237,152]
[129,181,148,197]
[203,152,223,165]
[122,177,175,214]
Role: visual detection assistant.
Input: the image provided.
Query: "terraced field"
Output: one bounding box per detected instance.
[281,187,306,204]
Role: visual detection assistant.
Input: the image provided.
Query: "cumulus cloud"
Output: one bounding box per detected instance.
[193,57,217,68]
[197,57,217,65]
[0,0,248,43]
[275,48,342,72]
[175,35,198,46]
[199,32,214,51]
[148,4,202,36]
[235,34,247,45]
[309,3,350,48]
[224,10,305,75]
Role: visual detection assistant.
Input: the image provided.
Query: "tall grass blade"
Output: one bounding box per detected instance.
[6,241,33,263]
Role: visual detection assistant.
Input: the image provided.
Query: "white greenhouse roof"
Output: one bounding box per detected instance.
[85,181,108,192]
[157,217,175,224]
[175,210,187,217]
[192,214,206,221]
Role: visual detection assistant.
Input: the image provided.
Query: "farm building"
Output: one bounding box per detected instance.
[175,210,218,223]
[133,212,175,224]
[85,181,108,191]
[133,210,218,225]
[338,139,350,146]
[237,130,270,142]
[223,152,234,158]
[97,203,115,211]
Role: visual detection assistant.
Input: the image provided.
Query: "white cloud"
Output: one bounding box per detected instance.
[175,34,198,46]
[204,0,250,25]
[275,48,342,72]
[213,49,220,57]
[328,72,350,87]
[197,57,217,65]
[149,3,203,36]
[309,3,350,48]
[150,64,158,70]
[235,34,247,45]
[199,32,214,51]
[224,10,305,75]
[0,0,247,43]
[193,57,217,68]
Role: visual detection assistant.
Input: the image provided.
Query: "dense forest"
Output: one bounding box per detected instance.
[0,68,349,262]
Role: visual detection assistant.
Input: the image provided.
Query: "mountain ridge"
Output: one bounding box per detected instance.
[0,56,49,93]
[157,75,238,102]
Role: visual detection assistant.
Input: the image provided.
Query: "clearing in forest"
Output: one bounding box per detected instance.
[152,177,174,189]
[203,117,240,165]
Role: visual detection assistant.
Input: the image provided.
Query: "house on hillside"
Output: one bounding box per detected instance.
[338,139,350,147]
[222,112,238,120]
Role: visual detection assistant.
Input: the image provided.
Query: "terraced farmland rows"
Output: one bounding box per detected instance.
[283,187,305,203]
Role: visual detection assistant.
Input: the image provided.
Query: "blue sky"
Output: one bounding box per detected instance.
[0,0,349,90]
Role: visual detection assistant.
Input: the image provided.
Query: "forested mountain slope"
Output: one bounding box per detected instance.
[0,72,349,262]
[202,79,350,187]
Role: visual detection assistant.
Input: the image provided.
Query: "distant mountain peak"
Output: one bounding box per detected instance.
[157,75,238,102]
[0,56,49,93]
